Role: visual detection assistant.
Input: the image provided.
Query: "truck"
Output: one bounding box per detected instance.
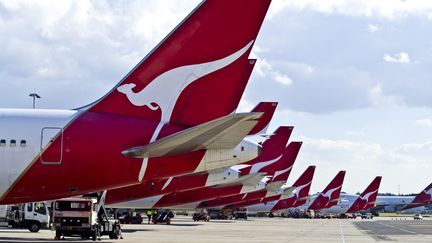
[0,202,49,232]
[52,195,122,241]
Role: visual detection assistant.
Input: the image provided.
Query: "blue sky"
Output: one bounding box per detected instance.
[0,0,431,194]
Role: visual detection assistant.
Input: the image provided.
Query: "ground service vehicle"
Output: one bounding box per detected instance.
[52,197,121,241]
[361,213,373,219]
[0,202,49,232]
[234,208,248,220]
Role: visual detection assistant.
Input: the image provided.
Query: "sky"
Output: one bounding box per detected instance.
[0,0,431,195]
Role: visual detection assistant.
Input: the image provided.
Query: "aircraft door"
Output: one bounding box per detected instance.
[40,127,63,164]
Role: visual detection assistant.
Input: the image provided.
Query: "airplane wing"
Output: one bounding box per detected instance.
[122,112,262,158]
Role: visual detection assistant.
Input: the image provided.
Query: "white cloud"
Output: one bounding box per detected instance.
[253,56,294,86]
[237,99,255,113]
[368,84,405,107]
[367,24,379,33]
[274,72,293,86]
[383,52,411,63]
[291,135,432,194]
[345,130,366,137]
[415,118,432,127]
[269,0,432,19]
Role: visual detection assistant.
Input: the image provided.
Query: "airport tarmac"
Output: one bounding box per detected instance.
[0,216,431,243]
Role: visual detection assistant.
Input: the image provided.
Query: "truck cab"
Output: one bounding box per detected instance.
[52,197,121,241]
[0,202,49,232]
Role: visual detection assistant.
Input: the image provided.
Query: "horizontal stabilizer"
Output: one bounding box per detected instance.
[122,112,262,158]
[266,181,286,193]
[298,195,310,201]
[281,187,295,196]
[211,173,265,188]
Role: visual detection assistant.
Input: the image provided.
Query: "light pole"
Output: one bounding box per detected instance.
[29,93,41,109]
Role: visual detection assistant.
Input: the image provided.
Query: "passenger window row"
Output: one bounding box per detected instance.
[0,139,26,148]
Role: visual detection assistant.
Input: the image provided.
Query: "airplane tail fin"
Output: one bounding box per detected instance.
[247,102,278,135]
[402,182,432,210]
[242,126,293,171]
[265,142,302,183]
[291,166,315,207]
[347,176,381,213]
[322,170,346,196]
[361,176,382,209]
[89,1,271,128]
[309,170,345,210]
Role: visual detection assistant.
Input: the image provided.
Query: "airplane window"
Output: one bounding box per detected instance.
[0,139,5,147]
[20,140,26,147]
[10,139,16,147]
[241,146,244,151]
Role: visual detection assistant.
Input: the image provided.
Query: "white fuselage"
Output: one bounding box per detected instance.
[0,109,78,197]
[319,194,357,214]
[375,196,415,212]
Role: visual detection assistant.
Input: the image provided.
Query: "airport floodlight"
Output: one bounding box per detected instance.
[29,93,41,109]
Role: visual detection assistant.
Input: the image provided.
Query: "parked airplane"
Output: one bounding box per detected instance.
[196,143,304,210]
[319,176,381,214]
[0,0,272,204]
[374,183,432,212]
[108,139,302,209]
[105,117,287,206]
[240,166,316,213]
[306,171,346,211]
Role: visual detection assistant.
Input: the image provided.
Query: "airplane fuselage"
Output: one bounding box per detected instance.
[0,108,259,204]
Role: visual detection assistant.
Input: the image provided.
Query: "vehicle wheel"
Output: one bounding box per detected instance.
[92,230,97,241]
[55,230,62,240]
[28,222,41,233]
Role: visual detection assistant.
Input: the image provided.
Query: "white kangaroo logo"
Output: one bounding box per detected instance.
[118,40,254,181]
[321,185,342,201]
[117,40,254,125]
[359,189,378,203]
[293,181,312,199]
[250,154,283,174]
[272,165,293,181]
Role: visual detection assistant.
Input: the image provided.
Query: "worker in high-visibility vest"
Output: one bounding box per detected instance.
[146,210,153,224]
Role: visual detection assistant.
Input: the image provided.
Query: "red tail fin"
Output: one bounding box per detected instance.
[243,126,293,171]
[263,142,302,183]
[292,166,315,206]
[90,1,271,127]
[309,170,345,210]
[402,182,432,210]
[347,176,381,213]
[247,102,278,135]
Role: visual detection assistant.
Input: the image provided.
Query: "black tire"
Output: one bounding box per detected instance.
[92,230,97,241]
[55,230,62,240]
[28,222,41,233]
